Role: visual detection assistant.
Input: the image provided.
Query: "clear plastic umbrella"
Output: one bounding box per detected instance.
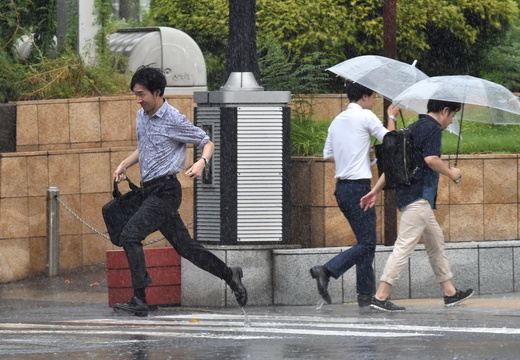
[393,75,520,125]
[393,75,520,164]
[327,55,429,101]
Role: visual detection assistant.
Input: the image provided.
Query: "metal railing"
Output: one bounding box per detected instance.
[46,187,192,277]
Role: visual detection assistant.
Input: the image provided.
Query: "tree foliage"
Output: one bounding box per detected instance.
[1,1,28,55]
[480,23,520,92]
[257,0,518,75]
[258,41,330,94]
[0,0,131,102]
[150,0,519,90]
[150,0,229,55]
[1,0,58,59]
[94,0,115,62]
[1,0,518,101]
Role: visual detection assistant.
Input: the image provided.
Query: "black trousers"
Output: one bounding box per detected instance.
[120,176,231,289]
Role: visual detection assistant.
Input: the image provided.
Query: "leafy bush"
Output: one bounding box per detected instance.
[0,50,131,101]
[0,0,136,102]
[148,0,519,91]
[291,119,330,157]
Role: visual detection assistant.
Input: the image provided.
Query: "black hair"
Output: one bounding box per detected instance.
[130,65,167,96]
[346,82,374,102]
[427,99,462,113]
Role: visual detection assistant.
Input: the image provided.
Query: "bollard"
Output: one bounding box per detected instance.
[47,187,60,277]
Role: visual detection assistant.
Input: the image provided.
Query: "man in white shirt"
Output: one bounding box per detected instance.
[310,82,397,306]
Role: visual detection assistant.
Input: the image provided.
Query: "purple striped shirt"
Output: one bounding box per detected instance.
[136,100,209,182]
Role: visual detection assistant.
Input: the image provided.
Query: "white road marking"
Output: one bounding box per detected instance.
[1,313,519,340]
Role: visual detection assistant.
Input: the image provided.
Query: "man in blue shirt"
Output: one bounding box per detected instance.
[360,99,473,312]
[112,66,247,316]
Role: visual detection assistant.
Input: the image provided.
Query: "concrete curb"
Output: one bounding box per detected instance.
[181,240,520,307]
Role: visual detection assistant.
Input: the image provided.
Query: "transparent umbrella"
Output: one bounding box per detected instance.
[327,55,429,101]
[393,75,520,163]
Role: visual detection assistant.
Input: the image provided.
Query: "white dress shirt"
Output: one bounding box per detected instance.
[323,103,388,180]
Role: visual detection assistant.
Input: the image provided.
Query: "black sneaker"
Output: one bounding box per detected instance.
[358,294,372,307]
[444,288,474,307]
[113,296,149,317]
[370,297,406,312]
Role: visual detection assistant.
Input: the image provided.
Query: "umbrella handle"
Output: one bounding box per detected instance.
[453,164,461,184]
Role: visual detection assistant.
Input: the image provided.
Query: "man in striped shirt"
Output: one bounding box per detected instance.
[112,66,247,316]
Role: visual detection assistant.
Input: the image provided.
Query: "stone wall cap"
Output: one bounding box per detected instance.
[195,90,291,105]
[204,244,301,251]
[273,247,348,255]
[272,240,520,255]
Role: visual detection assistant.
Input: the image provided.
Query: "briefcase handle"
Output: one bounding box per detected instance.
[112,177,140,198]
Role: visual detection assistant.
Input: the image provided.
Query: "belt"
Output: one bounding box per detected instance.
[141,174,176,187]
[338,178,371,184]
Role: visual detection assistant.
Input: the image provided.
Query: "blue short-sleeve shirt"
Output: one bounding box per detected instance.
[396,115,442,210]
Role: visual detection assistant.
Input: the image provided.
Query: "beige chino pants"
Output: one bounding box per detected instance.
[380,199,453,286]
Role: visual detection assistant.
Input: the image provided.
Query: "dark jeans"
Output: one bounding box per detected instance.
[324,180,376,296]
[120,177,231,289]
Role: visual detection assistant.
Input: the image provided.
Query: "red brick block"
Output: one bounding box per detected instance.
[106,247,181,269]
[107,266,181,288]
[108,285,181,307]
[106,247,181,307]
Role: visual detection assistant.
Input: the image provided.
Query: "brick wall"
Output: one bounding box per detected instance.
[0,95,517,283]
[290,155,520,248]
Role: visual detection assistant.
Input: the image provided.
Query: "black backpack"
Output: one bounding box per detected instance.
[375,127,420,189]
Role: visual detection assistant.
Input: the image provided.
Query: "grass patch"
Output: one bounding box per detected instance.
[292,117,520,157]
[442,122,520,154]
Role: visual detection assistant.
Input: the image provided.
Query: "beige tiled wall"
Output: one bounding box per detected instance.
[1,95,519,283]
[291,154,520,248]
[15,95,195,152]
[0,146,196,283]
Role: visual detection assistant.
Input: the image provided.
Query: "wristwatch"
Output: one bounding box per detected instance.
[201,156,208,165]
[388,115,397,120]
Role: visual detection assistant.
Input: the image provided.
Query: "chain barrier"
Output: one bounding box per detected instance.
[55,195,193,247]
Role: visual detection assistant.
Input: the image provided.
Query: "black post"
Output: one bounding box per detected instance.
[119,0,139,21]
[0,104,16,152]
[226,0,261,83]
[56,0,79,53]
[383,0,397,246]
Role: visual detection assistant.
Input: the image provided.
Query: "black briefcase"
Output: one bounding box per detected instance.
[102,177,143,246]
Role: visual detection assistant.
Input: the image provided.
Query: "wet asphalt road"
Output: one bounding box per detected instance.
[1,265,520,359]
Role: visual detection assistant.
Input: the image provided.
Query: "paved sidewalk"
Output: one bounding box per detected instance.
[2,264,520,359]
[0,264,108,304]
[2,263,520,313]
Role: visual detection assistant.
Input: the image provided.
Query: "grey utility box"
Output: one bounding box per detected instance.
[194,72,291,244]
[109,26,207,95]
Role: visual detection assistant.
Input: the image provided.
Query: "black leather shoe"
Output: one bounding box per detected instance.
[113,296,149,317]
[310,266,331,304]
[358,294,372,307]
[228,267,248,307]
